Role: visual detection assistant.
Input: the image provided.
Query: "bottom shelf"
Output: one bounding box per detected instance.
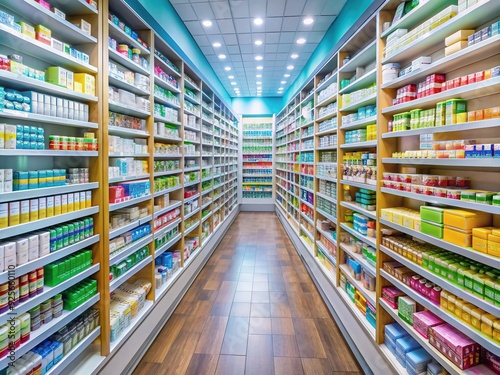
[110,300,154,353]
[155,266,184,300]
[379,299,496,375]
[337,286,376,340]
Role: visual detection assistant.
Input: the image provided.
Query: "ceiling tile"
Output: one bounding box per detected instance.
[281,16,300,32]
[277,43,291,53]
[192,2,215,20]
[278,32,295,44]
[237,33,253,45]
[248,0,268,18]
[172,4,197,21]
[267,0,285,17]
[230,1,250,18]
[193,34,210,46]
[265,33,280,44]
[226,45,241,54]
[284,0,306,16]
[261,18,282,33]
[264,44,278,53]
[217,19,236,34]
[184,20,206,36]
[234,18,251,33]
[210,1,231,19]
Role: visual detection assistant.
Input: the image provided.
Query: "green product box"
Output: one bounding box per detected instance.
[463,270,477,293]
[345,281,355,302]
[421,220,444,239]
[420,206,445,224]
[70,256,78,277]
[397,296,416,325]
[472,275,488,298]
[44,262,60,287]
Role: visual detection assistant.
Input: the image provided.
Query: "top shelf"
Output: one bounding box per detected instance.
[339,40,376,73]
[381,0,457,39]
[382,0,499,64]
[108,20,150,55]
[3,0,97,45]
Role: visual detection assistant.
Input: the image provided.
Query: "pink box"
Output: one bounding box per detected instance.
[482,348,500,374]
[382,286,405,309]
[36,0,51,9]
[429,324,481,370]
[413,311,444,339]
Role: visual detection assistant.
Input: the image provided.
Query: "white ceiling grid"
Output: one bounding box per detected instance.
[168,0,347,97]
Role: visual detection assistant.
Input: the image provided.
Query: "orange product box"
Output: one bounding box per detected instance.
[467,111,476,122]
[475,110,484,121]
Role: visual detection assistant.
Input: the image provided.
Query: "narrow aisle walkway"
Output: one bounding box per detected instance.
[134,212,362,375]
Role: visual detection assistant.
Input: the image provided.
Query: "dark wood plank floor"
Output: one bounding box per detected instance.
[134,212,362,375]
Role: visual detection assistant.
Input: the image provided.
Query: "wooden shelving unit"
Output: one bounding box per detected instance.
[274,1,500,374]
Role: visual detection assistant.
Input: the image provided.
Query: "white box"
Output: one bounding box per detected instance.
[4,169,12,181]
[3,181,12,193]
[4,242,15,257]
[0,245,4,258]
[28,235,39,250]
[0,258,4,272]
[28,247,39,262]
[38,231,50,246]
[4,254,15,268]
[16,248,28,265]
[16,238,29,254]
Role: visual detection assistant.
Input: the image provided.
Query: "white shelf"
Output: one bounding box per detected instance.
[154,170,182,177]
[381,187,500,215]
[340,201,376,220]
[382,34,500,89]
[339,68,377,95]
[339,40,376,73]
[154,153,183,159]
[184,207,200,221]
[316,94,338,108]
[381,270,500,356]
[108,20,150,55]
[109,194,152,212]
[340,140,377,150]
[110,256,153,293]
[316,72,338,92]
[154,94,181,108]
[316,192,336,205]
[0,264,100,326]
[0,149,98,157]
[379,218,500,270]
[185,180,201,188]
[316,226,336,244]
[154,218,182,240]
[108,126,150,138]
[202,211,213,223]
[382,0,499,64]
[108,48,149,75]
[379,299,496,375]
[110,300,154,353]
[340,264,376,306]
[315,127,337,136]
[154,76,181,94]
[155,267,183,300]
[110,235,153,267]
[109,153,149,158]
[316,175,337,183]
[154,233,182,258]
[154,115,181,126]
[184,221,200,236]
[0,234,99,284]
[300,199,315,211]
[340,179,377,191]
[0,70,97,103]
[300,224,314,242]
[154,185,182,197]
[383,77,500,115]
[0,24,97,73]
[339,222,376,247]
[383,158,500,168]
[340,242,376,277]
[0,110,98,129]
[380,244,499,317]
[0,206,99,240]
[109,75,150,96]
[154,201,182,218]
[154,55,181,78]
[109,102,150,118]
[154,135,182,143]
[0,294,100,370]
[339,93,377,112]
[340,116,377,131]
[0,182,98,204]
[316,208,337,225]
[109,174,150,184]
[337,284,376,340]
[109,218,149,240]
[300,212,314,227]
[316,241,337,266]
[315,111,337,123]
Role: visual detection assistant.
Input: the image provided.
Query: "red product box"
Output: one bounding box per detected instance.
[36,32,51,45]
[109,186,125,203]
[468,73,476,84]
[453,77,461,88]
[476,71,485,82]
[427,74,446,83]
[382,286,405,309]
[460,75,469,86]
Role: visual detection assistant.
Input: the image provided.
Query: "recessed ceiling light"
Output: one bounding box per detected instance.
[291,53,299,59]
[237,93,241,96]
[284,74,290,77]
[213,42,221,48]
[231,82,237,85]
[218,54,226,59]
[287,65,294,70]
[255,40,263,46]
[202,20,212,27]
[256,74,262,78]
[224,67,231,71]
[257,86,262,90]
[303,17,314,25]
[228,75,234,79]
[253,18,263,25]
[256,81,262,85]
[278,87,284,90]
[255,55,263,61]
[257,93,262,96]
[296,38,306,44]
[256,66,263,70]
[281,81,287,84]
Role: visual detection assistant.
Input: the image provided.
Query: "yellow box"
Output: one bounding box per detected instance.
[17,22,35,39]
[447,294,456,314]
[61,194,68,214]
[473,237,488,253]
[473,227,494,240]
[462,303,474,325]
[444,227,472,247]
[29,199,38,221]
[443,209,492,231]
[54,195,62,216]
[403,215,414,229]
[74,73,95,96]
[445,41,468,56]
[494,321,500,343]
[488,237,500,257]
[471,308,485,330]
[35,24,51,37]
[481,314,498,338]
[46,196,54,218]
[493,229,500,237]
[20,200,29,224]
[74,81,83,93]
[392,212,403,225]
[8,202,20,226]
[445,29,475,46]
[381,208,392,221]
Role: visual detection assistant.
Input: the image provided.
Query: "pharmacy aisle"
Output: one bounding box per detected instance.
[132,212,363,375]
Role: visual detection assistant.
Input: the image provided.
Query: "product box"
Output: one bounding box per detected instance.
[45,67,67,88]
[444,227,472,247]
[74,73,95,96]
[420,206,445,224]
[445,30,475,46]
[443,209,492,231]
[445,41,469,56]
[35,24,51,45]
[413,311,444,339]
[17,22,35,39]
[421,220,444,239]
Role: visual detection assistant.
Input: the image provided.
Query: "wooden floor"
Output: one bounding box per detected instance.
[134,212,362,375]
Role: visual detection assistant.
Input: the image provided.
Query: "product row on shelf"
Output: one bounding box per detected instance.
[0,0,239,373]
[275,1,500,374]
